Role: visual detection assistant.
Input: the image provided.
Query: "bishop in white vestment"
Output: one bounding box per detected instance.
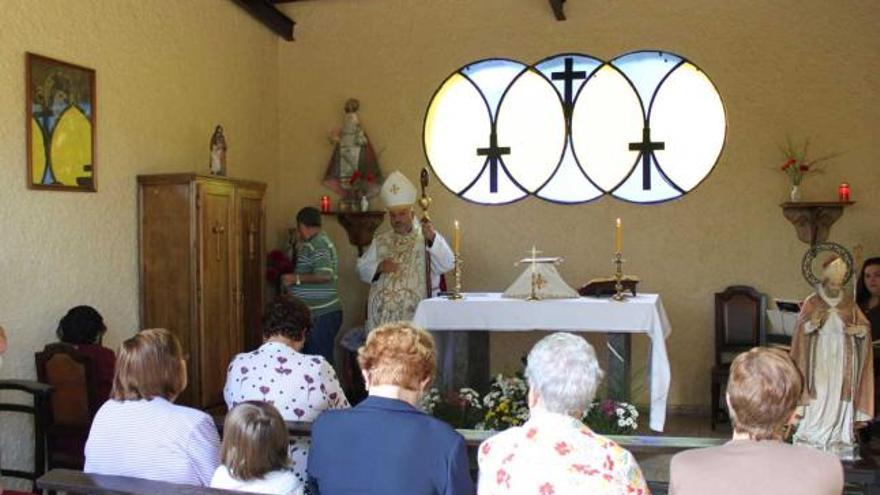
[356,171,454,333]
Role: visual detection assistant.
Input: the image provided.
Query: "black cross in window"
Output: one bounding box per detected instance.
[628,126,665,190]
[477,131,511,193]
[551,57,587,124]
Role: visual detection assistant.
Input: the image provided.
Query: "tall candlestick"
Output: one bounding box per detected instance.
[454,220,461,255]
[615,218,622,253]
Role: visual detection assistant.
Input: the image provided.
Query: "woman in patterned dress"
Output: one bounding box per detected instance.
[477,332,648,495]
[223,295,349,486]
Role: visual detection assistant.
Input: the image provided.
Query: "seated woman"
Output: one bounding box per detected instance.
[211,401,304,494]
[307,322,473,495]
[477,332,647,494]
[224,295,348,484]
[56,305,116,410]
[46,306,116,467]
[670,347,842,495]
[84,328,220,486]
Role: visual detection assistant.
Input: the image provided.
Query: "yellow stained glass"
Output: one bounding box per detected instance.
[651,64,725,191]
[570,65,643,192]
[496,69,565,193]
[424,73,491,194]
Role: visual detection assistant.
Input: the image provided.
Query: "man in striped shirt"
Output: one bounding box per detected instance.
[283,207,342,367]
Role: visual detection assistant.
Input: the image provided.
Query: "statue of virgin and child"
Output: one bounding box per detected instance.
[322,98,382,206]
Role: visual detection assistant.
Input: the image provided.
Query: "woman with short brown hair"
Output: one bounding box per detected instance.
[307,322,473,494]
[670,347,843,495]
[85,328,220,486]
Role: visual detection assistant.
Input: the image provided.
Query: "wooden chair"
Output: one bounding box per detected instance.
[35,344,97,470]
[0,379,52,493]
[710,285,767,429]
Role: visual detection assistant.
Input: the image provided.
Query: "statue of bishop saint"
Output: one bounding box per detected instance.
[791,256,873,459]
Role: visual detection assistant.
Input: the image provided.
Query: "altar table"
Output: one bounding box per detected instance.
[412,292,672,431]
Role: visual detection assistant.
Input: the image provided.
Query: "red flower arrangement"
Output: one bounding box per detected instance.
[266,249,294,285]
[779,137,836,186]
[347,170,376,198]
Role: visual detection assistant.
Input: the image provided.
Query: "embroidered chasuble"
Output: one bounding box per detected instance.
[365,229,427,332]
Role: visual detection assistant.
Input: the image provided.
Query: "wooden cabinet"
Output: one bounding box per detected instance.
[138,174,266,409]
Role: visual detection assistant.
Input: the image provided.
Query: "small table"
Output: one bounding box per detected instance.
[413,292,672,431]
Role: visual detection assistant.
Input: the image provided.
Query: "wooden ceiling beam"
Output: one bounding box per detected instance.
[549,0,566,21]
[232,0,296,41]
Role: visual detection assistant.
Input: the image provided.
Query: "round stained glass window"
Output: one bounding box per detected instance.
[423,50,727,205]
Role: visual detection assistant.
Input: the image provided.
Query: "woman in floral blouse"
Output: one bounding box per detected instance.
[477,332,648,495]
[224,295,349,487]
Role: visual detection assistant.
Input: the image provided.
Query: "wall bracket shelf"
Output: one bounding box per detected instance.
[780,201,854,245]
[323,210,385,255]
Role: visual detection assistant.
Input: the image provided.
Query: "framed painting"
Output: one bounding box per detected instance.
[26,52,97,191]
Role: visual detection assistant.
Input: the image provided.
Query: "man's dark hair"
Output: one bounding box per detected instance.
[57,305,106,345]
[262,295,312,341]
[296,207,322,228]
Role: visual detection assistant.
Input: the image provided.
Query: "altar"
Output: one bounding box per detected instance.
[412,292,672,431]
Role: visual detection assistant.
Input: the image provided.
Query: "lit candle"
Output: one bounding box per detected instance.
[454,220,461,255]
[320,195,331,213]
[615,218,622,253]
[838,182,850,202]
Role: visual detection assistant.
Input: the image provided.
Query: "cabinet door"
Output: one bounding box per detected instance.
[196,181,236,409]
[139,182,194,373]
[237,187,265,351]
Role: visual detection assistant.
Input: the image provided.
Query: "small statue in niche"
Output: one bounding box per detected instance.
[209,125,227,176]
[323,98,382,202]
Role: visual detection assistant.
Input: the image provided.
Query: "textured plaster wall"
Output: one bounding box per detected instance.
[0,0,279,481]
[274,0,880,410]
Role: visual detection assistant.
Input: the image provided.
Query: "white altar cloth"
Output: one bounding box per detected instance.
[412,292,672,431]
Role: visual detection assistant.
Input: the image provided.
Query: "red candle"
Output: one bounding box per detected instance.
[320,195,331,212]
[838,182,850,202]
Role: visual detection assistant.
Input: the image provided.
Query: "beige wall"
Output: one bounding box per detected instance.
[0,0,878,476]
[275,0,880,410]
[0,0,279,475]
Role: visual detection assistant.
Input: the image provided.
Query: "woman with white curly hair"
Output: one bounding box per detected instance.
[477,332,647,494]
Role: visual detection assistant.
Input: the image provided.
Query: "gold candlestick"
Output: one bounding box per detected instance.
[447,254,463,300]
[612,251,627,301]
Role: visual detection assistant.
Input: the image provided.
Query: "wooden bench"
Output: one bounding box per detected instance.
[215,416,880,494]
[36,469,253,495]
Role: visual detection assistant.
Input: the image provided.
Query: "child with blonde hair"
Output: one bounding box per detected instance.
[211,401,303,494]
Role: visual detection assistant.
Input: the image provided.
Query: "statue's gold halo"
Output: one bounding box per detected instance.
[801,242,854,287]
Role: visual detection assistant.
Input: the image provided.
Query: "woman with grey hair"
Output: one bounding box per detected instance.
[477,332,647,494]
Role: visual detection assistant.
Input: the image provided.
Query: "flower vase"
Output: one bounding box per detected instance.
[789,184,802,202]
[360,194,369,212]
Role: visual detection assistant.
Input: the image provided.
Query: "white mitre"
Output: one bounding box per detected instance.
[381,170,417,211]
[822,256,847,284]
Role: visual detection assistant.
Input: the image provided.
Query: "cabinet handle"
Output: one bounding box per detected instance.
[211,222,226,261]
[248,220,257,261]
